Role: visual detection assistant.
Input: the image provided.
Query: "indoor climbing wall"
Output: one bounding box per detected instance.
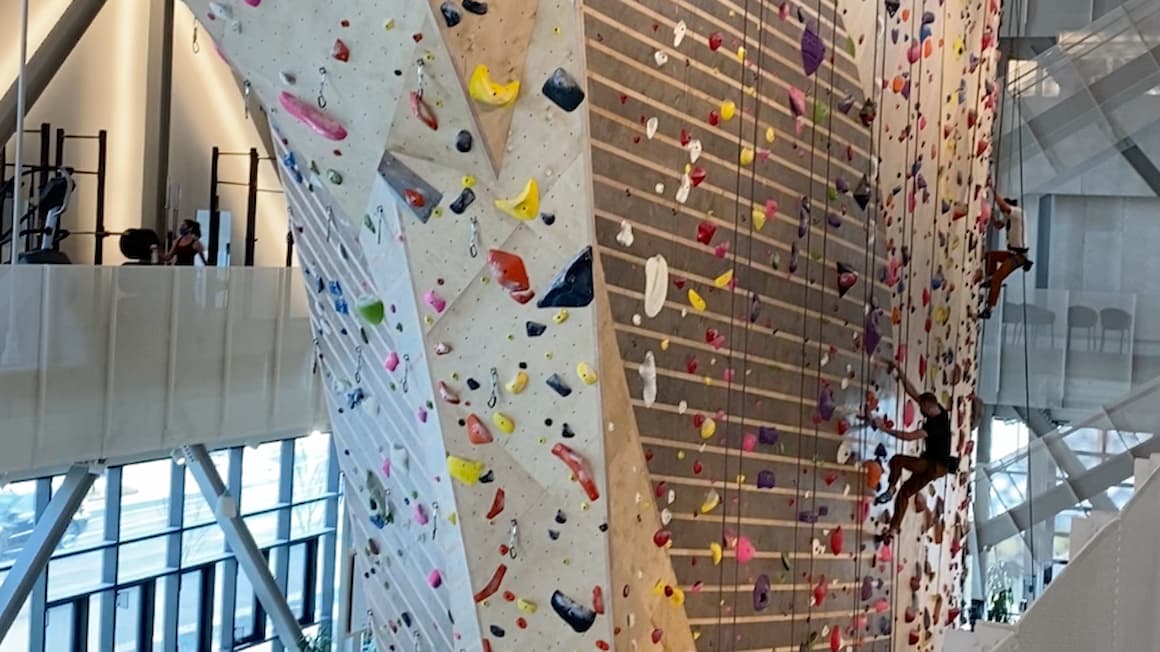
[838,0,1004,649]
[582,0,904,649]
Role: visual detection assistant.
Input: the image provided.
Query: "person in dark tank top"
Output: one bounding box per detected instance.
[155,219,207,266]
[864,359,961,539]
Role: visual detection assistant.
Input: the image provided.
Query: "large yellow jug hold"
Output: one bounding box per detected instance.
[720,99,736,121]
[447,456,485,485]
[751,205,767,231]
[494,178,539,221]
[700,417,716,439]
[688,289,707,311]
[739,147,755,166]
[709,541,724,565]
[469,64,520,106]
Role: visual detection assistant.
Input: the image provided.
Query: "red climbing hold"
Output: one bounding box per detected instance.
[696,221,717,244]
[466,414,493,445]
[331,39,351,62]
[829,527,843,554]
[486,249,532,299]
[592,586,605,615]
[651,628,664,644]
[708,111,720,126]
[473,564,507,602]
[485,488,505,519]
[404,188,426,208]
[813,576,828,606]
[551,443,600,501]
[708,31,723,51]
[689,167,707,187]
[679,128,693,146]
[652,529,672,547]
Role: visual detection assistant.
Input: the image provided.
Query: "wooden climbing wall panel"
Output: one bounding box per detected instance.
[583,0,899,649]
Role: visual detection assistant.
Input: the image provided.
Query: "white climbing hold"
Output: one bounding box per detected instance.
[645,117,658,139]
[654,51,669,66]
[687,139,703,163]
[812,538,825,555]
[654,182,665,194]
[675,173,691,204]
[677,400,688,414]
[632,313,642,326]
[643,255,669,318]
[617,220,635,247]
[640,351,658,407]
[837,441,852,464]
[673,20,687,47]
[660,508,673,525]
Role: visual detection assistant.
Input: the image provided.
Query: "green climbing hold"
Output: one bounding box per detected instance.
[356,296,385,325]
[327,169,344,185]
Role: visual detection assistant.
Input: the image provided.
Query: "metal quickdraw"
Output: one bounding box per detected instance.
[487,367,500,408]
[409,60,438,130]
[192,20,201,53]
[317,67,329,109]
[468,217,480,258]
[375,205,385,244]
[507,519,519,559]
[354,346,363,383]
[401,354,411,393]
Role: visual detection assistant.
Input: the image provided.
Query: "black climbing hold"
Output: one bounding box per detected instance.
[542,68,586,112]
[540,212,556,226]
[546,373,572,397]
[315,277,324,293]
[753,574,771,611]
[360,327,369,344]
[519,362,528,370]
[818,505,829,516]
[479,469,495,483]
[537,246,594,308]
[440,1,462,27]
[450,188,476,214]
[550,590,597,633]
[838,94,856,114]
[561,423,575,439]
[874,443,888,459]
[466,378,480,390]
[885,0,900,16]
[401,612,413,627]
[526,321,547,337]
[455,129,473,153]
[555,509,567,524]
[489,624,505,637]
[462,0,488,15]
[854,175,872,211]
[598,522,608,532]
[548,529,560,540]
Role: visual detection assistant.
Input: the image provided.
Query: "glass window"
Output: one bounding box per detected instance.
[48,551,105,602]
[0,592,30,652]
[244,512,282,548]
[181,525,225,567]
[183,450,230,527]
[177,570,204,652]
[293,433,332,503]
[44,603,74,652]
[290,502,328,539]
[287,543,307,620]
[152,580,167,650]
[118,536,170,584]
[121,459,173,538]
[242,442,285,514]
[89,593,105,651]
[0,480,40,569]
[51,474,106,554]
[114,585,143,652]
[234,562,259,644]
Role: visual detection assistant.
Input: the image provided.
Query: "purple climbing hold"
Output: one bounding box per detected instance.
[836,262,858,298]
[756,470,775,489]
[551,590,596,633]
[753,574,771,612]
[827,212,842,228]
[864,309,883,356]
[798,511,818,524]
[757,426,779,445]
[816,384,836,421]
[835,177,850,194]
[537,246,593,308]
[861,575,874,601]
[801,23,825,76]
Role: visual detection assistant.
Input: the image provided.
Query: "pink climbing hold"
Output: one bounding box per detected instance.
[874,598,890,613]
[384,352,400,372]
[428,569,443,588]
[829,527,843,555]
[242,0,260,5]
[879,542,894,563]
[903,400,915,427]
[278,91,347,141]
[742,432,757,452]
[813,576,828,606]
[735,535,755,564]
[424,289,447,313]
[413,503,429,525]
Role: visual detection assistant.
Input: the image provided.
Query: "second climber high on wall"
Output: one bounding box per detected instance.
[979,183,1034,319]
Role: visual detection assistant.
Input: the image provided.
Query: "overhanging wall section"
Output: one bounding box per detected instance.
[583,1,898,649]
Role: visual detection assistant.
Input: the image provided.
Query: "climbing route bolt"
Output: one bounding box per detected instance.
[487,366,499,408]
[317,67,328,109]
[468,217,479,258]
[242,80,252,119]
[508,519,519,559]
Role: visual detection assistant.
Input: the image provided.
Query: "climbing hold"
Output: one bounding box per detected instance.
[455,129,473,152]
[428,569,443,588]
[836,262,858,297]
[640,351,657,407]
[753,574,771,612]
[735,536,755,563]
[449,188,475,214]
[505,371,528,395]
[439,1,462,27]
[278,92,347,141]
[829,527,843,555]
[688,289,706,312]
[474,564,507,602]
[469,65,519,106]
[616,220,634,246]
[708,31,723,51]
[486,249,534,304]
[739,147,755,166]
[553,309,569,324]
[645,117,659,139]
[709,542,723,565]
[700,489,720,513]
[491,412,515,434]
[801,23,825,76]
[331,39,350,62]
[787,87,806,117]
[542,67,586,112]
[719,100,736,121]
[551,443,599,501]
[537,246,594,308]
[854,175,872,210]
[462,0,487,14]
[448,456,486,485]
[424,289,446,313]
[355,296,384,324]
[813,576,828,606]
[517,598,537,614]
[859,99,877,126]
[756,470,775,488]
[526,321,547,337]
[699,418,716,439]
[438,381,461,405]
[576,362,598,385]
[546,373,572,397]
[384,352,400,372]
[643,255,668,317]
[550,590,596,633]
[494,179,539,221]
[466,414,493,444]
[326,169,344,185]
[713,269,733,288]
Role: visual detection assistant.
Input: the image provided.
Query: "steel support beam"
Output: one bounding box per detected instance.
[0,465,96,641]
[0,0,108,144]
[183,444,305,650]
[1014,406,1119,512]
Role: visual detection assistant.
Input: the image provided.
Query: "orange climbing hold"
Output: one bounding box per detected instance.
[466,414,493,445]
[551,443,600,501]
[474,564,507,602]
[866,460,884,489]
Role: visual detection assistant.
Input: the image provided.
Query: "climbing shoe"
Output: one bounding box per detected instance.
[1022,258,1034,272]
[874,490,894,506]
[978,307,992,320]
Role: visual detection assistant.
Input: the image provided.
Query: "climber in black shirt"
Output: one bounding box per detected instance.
[866,360,960,537]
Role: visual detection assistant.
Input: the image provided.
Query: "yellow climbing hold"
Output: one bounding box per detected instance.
[710,542,724,565]
[448,512,458,525]
[668,585,686,606]
[553,309,569,324]
[383,18,395,30]
[517,598,538,614]
[739,147,755,166]
[700,489,720,514]
[714,269,733,288]
[463,175,476,188]
[676,450,686,460]
[447,456,485,485]
[751,206,767,231]
[735,46,746,62]
[577,362,599,385]
[494,178,539,221]
[660,338,670,351]
[688,289,706,311]
[700,418,717,439]
[491,412,515,434]
[652,579,666,596]
[468,64,520,106]
[765,126,776,143]
[506,370,529,395]
[720,100,736,121]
